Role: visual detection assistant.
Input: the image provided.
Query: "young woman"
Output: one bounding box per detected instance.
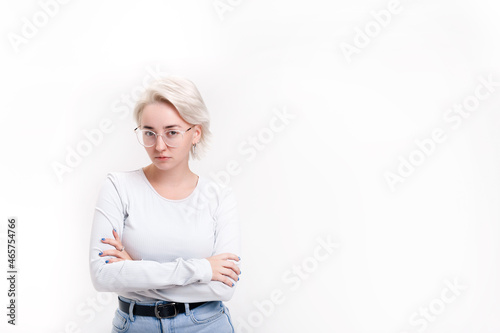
[89,75,242,332]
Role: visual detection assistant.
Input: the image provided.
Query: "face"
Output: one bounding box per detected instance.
[139,101,200,170]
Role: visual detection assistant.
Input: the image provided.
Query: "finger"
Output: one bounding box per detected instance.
[105,257,123,264]
[221,260,241,275]
[214,273,233,287]
[100,250,133,262]
[101,237,122,250]
[222,275,236,287]
[222,267,239,283]
[112,228,121,241]
[217,253,240,262]
[100,249,126,259]
[102,238,120,249]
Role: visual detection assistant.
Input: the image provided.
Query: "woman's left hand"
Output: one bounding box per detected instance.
[100,229,133,263]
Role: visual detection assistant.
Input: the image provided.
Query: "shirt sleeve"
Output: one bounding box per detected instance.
[145,184,242,302]
[88,173,213,293]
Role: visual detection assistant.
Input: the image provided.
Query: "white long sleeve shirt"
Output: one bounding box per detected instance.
[88,168,241,303]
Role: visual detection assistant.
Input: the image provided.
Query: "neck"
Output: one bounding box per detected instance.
[144,163,194,187]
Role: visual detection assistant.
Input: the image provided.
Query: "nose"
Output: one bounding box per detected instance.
[155,134,168,151]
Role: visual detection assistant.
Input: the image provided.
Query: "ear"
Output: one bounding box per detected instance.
[193,124,202,143]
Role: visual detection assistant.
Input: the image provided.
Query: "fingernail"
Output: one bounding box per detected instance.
[99,252,102,256]
[238,256,241,260]
[237,277,239,281]
[113,228,116,232]
[105,260,109,263]
[101,238,105,241]
[239,270,242,274]
[232,283,234,287]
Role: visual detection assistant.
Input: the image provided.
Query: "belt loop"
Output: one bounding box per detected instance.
[128,300,136,322]
[184,303,191,316]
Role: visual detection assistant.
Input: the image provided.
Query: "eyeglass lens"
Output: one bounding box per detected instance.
[136,130,184,147]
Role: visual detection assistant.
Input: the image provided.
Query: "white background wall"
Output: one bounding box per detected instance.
[1,0,500,332]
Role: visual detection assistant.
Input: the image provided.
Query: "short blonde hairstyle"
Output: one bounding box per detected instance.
[133,75,212,160]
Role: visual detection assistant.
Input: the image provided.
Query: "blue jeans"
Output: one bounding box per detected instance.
[111,296,235,332]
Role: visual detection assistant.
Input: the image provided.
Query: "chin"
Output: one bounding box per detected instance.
[153,161,170,168]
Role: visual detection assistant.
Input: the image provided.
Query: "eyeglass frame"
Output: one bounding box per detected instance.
[134,126,193,148]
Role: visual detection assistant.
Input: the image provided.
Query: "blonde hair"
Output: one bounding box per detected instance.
[133,75,212,160]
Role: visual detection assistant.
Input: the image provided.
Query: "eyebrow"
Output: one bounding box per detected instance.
[142,125,181,130]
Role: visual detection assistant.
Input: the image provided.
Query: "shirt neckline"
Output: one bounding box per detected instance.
[138,167,201,202]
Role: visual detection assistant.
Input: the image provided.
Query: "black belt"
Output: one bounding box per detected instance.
[118,297,206,319]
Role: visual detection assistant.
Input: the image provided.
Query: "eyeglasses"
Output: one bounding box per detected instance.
[134,126,193,148]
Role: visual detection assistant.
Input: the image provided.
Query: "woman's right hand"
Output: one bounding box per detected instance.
[205,253,241,287]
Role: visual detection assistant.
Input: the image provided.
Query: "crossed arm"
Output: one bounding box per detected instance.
[100,229,240,288]
[88,174,242,301]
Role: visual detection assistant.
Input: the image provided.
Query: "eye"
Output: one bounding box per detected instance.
[166,130,179,137]
[145,131,155,137]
